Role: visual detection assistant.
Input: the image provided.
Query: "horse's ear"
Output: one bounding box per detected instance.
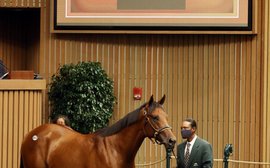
[148,95,154,106]
[158,95,166,105]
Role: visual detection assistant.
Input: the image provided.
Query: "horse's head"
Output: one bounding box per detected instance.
[142,95,176,150]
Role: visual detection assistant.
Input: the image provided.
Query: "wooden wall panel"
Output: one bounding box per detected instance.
[0,80,45,168]
[263,0,270,168]
[0,90,43,168]
[0,0,45,7]
[1,0,270,168]
[39,33,262,168]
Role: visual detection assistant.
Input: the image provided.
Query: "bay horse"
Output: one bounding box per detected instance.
[20,95,176,168]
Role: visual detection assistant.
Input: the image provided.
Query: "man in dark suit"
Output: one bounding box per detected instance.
[177,118,213,168]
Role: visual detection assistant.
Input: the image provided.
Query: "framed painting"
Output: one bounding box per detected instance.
[52,0,252,33]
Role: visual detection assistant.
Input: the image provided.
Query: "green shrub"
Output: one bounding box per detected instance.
[48,62,116,133]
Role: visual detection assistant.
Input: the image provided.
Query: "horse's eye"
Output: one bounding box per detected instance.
[152,116,159,122]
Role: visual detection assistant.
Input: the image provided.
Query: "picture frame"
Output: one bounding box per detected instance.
[52,0,252,33]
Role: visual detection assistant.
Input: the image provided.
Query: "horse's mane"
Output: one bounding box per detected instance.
[97,101,163,137]
[96,103,146,137]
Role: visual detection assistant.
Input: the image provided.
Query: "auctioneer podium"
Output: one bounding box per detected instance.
[0,79,46,168]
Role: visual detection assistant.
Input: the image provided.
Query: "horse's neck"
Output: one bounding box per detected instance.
[109,120,146,160]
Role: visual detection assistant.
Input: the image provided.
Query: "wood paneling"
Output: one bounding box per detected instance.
[0,80,45,168]
[40,33,262,168]
[0,0,45,7]
[1,0,270,168]
[263,0,270,168]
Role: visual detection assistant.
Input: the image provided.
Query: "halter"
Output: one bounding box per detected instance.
[143,109,172,144]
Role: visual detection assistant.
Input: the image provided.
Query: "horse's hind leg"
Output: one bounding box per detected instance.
[21,153,47,168]
[20,155,24,168]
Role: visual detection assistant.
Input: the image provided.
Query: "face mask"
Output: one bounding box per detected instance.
[181,129,192,139]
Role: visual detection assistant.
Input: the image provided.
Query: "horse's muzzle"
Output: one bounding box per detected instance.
[161,136,176,149]
[167,138,176,149]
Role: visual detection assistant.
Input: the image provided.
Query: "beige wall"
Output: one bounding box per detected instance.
[262,0,270,167]
[1,0,270,167]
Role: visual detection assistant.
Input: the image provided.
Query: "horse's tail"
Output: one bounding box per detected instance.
[20,155,24,168]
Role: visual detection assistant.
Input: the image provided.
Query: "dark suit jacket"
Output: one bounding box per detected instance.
[177,137,213,168]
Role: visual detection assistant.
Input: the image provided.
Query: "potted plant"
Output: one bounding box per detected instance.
[48,62,116,133]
